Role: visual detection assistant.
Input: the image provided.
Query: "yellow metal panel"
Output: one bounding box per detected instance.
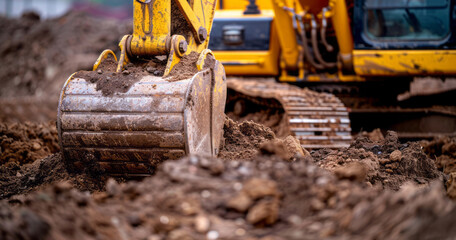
[353,50,456,76]
[328,0,353,67]
[175,0,203,36]
[212,17,281,76]
[131,0,170,56]
[272,0,300,69]
[213,51,279,76]
[216,0,273,10]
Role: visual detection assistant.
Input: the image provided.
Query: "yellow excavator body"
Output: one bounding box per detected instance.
[213,0,456,80]
[210,0,456,147]
[57,0,227,176]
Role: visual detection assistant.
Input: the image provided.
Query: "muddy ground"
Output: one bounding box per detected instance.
[1,11,456,240]
[1,118,456,239]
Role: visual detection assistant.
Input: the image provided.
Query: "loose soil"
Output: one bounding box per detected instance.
[168,51,200,82]
[1,122,59,166]
[0,118,455,239]
[219,117,275,161]
[1,154,456,240]
[220,117,309,161]
[0,12,130,98]
[74,57,143,96]
[422,136,456,199]
[73,53,172,96]
[314,131,443,190]
[0,153,106,200]
[0,12,130,123]
[225,87,290,138]
[226,109,290,138]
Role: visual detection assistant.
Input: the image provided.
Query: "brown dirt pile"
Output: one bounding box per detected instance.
[168,52,200,82]
[0,12,130,123]
[74,53,169,96]
[1,122,59,166]
[1,154,456,240]
[219,117,275,160]
[314,131,443,190]
[74,55,147,96]
[423,137,456,199]
[0,12,130,98]
[226,109,290,138]
[0,153,106,200]
[357,128,385,142]
[0,117,305,200]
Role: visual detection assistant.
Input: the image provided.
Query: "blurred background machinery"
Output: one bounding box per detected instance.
[0,0,131,19]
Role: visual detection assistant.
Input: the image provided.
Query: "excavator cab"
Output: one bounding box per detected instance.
[57,0,227,176]
[353,0,456,76]
[360,0,451,44]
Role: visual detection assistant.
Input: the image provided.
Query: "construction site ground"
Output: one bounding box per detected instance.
[1,12,456,240]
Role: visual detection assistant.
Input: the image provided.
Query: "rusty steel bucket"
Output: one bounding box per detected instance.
[57,61,226,176]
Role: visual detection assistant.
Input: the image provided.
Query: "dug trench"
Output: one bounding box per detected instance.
[1,116,456,239]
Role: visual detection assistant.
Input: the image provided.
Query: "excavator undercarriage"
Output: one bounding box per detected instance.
[227,79,352,148]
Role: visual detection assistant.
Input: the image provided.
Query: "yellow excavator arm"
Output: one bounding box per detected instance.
[57,0,227,176]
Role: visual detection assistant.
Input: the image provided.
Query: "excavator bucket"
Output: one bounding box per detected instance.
[57,0,226,176]
[57,61,226,176]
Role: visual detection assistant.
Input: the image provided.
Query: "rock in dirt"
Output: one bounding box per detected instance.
[226,192,253,213]
[334,162,367,182]
[246,199,280,226]
[260,136,310,161]
[358,128,384,142]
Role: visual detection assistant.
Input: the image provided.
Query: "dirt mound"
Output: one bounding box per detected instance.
[74,53,170,96]
[0,12,130,123]
[423,137,456,199]
[219,117,276,160]
[357,128,385,142]
[0,12,130,98]
[1,122,59,166]
[0,153,106,200]
[314,131,443,190]
[423,137,456,173]
[0,117,305,201]
[168,51,200,82]
[1,154,456,240]
[226,109,290,138]
[0,121,105,200]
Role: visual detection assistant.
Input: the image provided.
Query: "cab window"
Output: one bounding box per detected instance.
[364,0,451,41]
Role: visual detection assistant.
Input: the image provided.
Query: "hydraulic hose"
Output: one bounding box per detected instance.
[295,14,325,70]
[311,16,337,68]
[321,8,334,52]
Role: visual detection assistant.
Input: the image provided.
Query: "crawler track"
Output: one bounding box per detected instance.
[227,79,352,149]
